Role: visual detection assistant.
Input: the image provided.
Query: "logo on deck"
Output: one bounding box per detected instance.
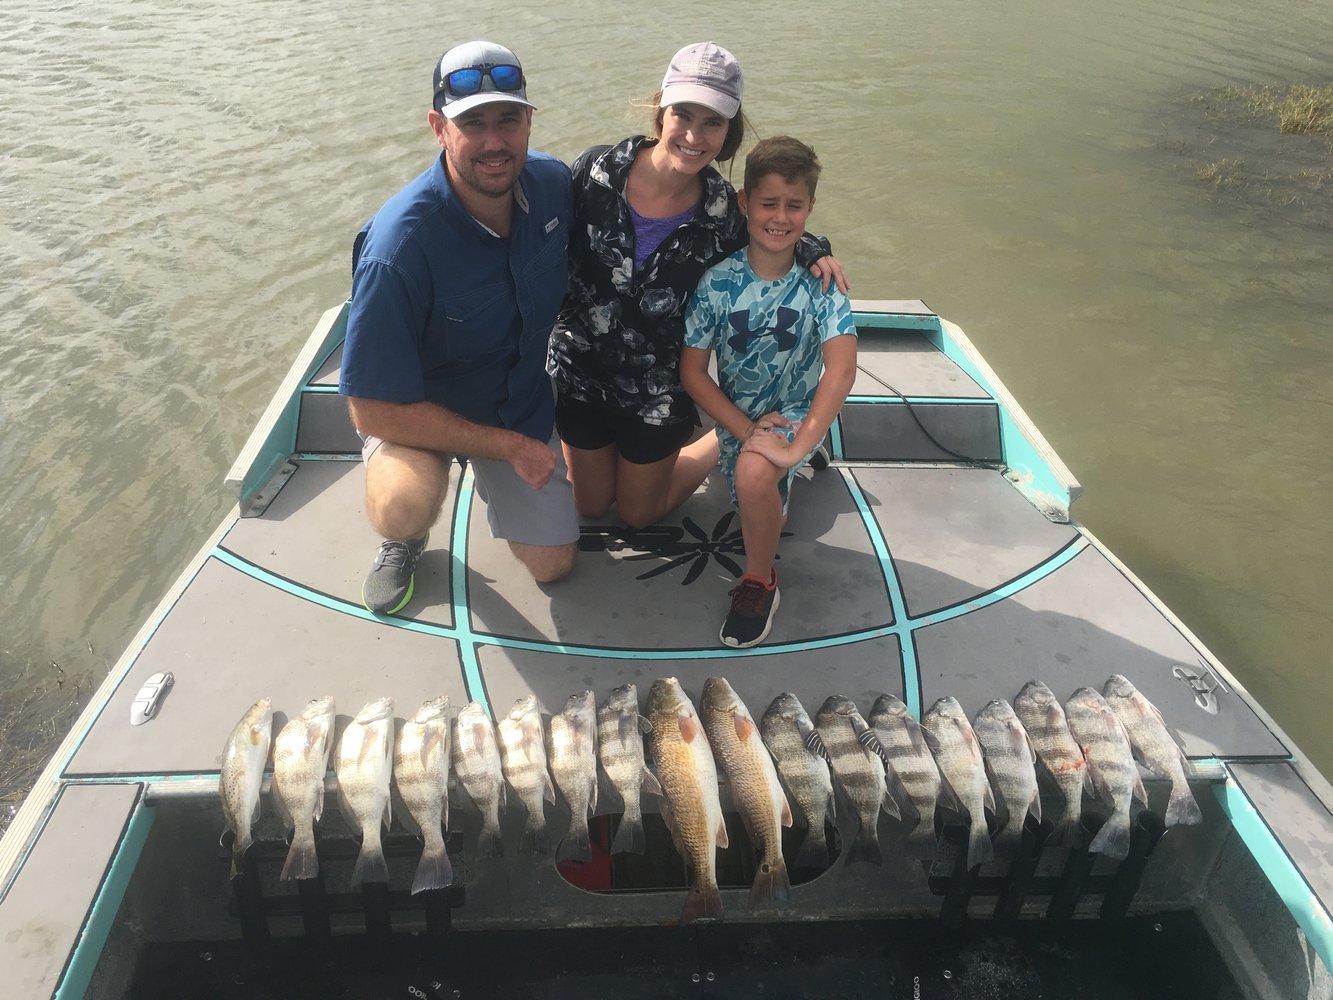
[579,513,788,585]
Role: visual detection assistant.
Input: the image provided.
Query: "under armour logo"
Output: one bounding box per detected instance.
[727,306,799,352]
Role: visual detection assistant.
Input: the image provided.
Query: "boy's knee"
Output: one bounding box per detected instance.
[733,455,779,503]
[513,541,577,584]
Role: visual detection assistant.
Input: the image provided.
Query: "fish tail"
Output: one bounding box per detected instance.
[519,813,550,856]
[1165,783,1203,827]
[351,828,389,888]
[557,813,592,863]
[905,817,939,858]
[794,824,829,869]
[280,826,319,881]
[478,821,505,859]
[1088,815,1131,861]
[844,820,883,867]
[749,855,791,904]
[967,816,994,869]
[610,803,645,855]
[1054,797,1083,847]
[411,838,454,895]
[681,881,724,924]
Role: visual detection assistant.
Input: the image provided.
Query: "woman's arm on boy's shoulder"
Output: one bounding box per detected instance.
[743,335,858,469]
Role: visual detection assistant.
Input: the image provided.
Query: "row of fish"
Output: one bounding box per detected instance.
[219,690,621,895]
[217,672,1201,919]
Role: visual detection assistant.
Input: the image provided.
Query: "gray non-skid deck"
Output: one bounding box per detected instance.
[4,302,1325,997]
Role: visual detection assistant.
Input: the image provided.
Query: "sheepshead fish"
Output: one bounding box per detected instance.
[336,697,395,887]
[394,696,454,894]
[646,677,728,923]
[815,695,899,866]
[597,683,660,855]
[454,701,506,858]
[272,696,335,881]
[760,692,835,869]
[701,678,792,903]
[973,699,1041,861]
[868,693,942,856]
[922,696,995,869]
[498,695,556,854]
[1013,680,1087,847]
[1065,687,1147,861]
[547,690,599,863]
[219,697,273,876]
[1103,674,1202,827]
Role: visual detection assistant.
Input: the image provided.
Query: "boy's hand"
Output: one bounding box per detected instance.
[749,412,792,437]
[809,254,850,295]
[742,425,802,469]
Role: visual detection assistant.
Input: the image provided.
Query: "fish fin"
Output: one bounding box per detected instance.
[878,782,902,821]
[543,772,557,805]
[1132,769,1149,808]
[681,884,723,924]
[382,796,393,832]
[750,856,791,905]
[1028,784,1043,825]
[716,813,730,849]
[826,783,837,822]
[850,713,888,764]
[1165,782,1203,827]
[351,832,389,888]
[519,801,550,855]
[419,728,443,771]
[805,729,831,763]
[795,824,830,868]
[968,815,994,869]
[638,715,654,736]
[313,774,327,824]
[280,832,320,882]
[734,709,756,743]
[411,840,454,895]
[589,775,599,814]
[617,711,635,745]
[1088,816,1131,861]
[884,760,919,827]
[780,794,794,829]
[641,765,664,797]
[659,796,684,856]
[844,819,883,866]
[441,787,449,832]
[556,813,592,863]
[478,821,504,860]
[678,711,701,743]
[982,775,997,818]
[610,806,646,855]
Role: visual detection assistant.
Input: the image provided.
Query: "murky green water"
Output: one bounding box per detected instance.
[1,0,1330,818]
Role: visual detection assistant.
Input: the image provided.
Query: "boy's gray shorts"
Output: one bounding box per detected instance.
[361,431,578,547]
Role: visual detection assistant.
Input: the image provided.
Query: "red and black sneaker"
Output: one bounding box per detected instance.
[720,571,780,648]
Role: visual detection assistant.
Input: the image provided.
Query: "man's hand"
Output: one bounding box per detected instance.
[509,434,557,490]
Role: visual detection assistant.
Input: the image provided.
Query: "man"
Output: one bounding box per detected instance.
[340,40,577,616]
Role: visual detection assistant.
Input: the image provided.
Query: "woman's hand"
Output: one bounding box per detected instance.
[809,254,850,295]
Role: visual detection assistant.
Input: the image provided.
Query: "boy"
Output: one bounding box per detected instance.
[680,136,858,648]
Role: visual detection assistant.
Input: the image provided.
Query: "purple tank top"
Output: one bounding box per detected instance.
[629,200,699,270]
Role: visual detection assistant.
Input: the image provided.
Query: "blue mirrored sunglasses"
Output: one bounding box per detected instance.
[439,64,524,99]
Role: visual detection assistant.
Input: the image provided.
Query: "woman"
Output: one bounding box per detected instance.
[548,41,846,528]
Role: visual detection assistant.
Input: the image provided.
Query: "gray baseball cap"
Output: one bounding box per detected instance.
[659,41,743,118]
[432,40,536,119]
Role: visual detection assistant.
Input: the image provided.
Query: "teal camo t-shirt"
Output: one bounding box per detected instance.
[684,249,856,444]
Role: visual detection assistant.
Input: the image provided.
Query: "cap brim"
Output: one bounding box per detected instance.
[659,83,739,119]
[441,92,538,119]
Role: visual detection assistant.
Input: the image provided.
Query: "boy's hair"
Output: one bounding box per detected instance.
[743,136,821,197]
[649,89,748,163]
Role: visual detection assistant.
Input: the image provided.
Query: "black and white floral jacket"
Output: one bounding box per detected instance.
[548,135,830,427]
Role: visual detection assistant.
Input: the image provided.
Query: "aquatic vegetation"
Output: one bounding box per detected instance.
[1200,83,1333,140]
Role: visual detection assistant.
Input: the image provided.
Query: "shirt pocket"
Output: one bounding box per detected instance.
[432,280,516,367]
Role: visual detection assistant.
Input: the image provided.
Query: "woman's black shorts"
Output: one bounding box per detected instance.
[555,393,696,465]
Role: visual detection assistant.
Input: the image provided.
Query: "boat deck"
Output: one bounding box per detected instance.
[2,301,1329,1000]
